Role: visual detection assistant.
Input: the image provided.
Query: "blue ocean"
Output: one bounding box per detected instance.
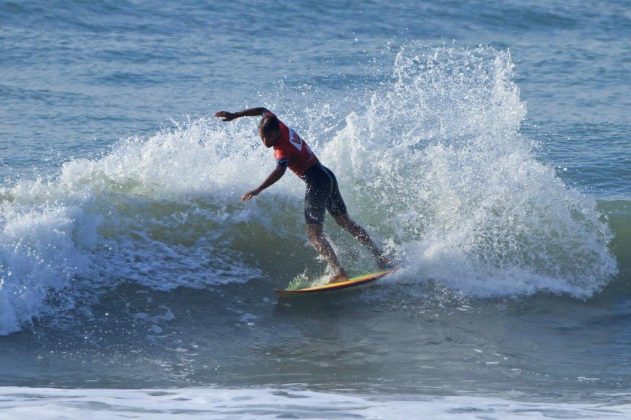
[1,0,631,418]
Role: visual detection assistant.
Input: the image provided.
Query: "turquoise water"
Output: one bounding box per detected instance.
[1,0,631,417]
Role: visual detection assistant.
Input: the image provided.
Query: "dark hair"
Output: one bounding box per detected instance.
[259,114,280,134]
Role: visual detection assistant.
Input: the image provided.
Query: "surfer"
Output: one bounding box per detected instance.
[215,108,389,283]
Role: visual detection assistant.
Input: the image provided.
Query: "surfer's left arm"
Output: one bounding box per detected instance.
[241,164,287,201]
[215,108,270,122]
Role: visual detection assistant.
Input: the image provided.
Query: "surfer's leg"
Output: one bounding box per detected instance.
[306,224,348,283]
[320,166,390,269]
[333,214,390,269]
[304,169,348,283]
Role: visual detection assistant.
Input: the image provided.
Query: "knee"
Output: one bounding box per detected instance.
[306,224,323,242]
[308,231,319,244]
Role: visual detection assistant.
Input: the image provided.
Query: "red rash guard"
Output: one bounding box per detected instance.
[270,115,319,177]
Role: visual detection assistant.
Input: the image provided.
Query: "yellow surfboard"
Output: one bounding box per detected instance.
[275,268,396,297]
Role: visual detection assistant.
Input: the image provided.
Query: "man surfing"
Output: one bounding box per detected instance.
[215,108,389,283]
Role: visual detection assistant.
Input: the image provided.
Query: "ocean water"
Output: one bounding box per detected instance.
[1,0,631,418]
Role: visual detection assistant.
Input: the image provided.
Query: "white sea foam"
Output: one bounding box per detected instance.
[0,183,95,335]
[0,386,629,419]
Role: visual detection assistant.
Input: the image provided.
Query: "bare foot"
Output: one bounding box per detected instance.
[377,255,393,270]
[329,273,348,284]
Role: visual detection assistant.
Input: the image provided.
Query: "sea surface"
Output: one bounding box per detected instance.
[1,0,631,418]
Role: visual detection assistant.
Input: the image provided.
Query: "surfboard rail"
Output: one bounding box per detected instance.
[275,268,396,296]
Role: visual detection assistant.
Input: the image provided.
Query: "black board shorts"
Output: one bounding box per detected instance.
[302,163,347,225]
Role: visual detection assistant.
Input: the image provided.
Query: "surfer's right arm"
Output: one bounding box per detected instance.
[241,164,287,201]
[214,108,270,121]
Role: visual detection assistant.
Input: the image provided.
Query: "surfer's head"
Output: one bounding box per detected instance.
[259,114,281,147]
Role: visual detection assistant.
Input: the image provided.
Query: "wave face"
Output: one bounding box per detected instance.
[0,45,619,336]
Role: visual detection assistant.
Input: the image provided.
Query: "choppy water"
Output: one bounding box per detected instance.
[1,0,630,417]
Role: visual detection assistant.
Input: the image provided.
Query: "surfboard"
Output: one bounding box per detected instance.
[275,268,396,297]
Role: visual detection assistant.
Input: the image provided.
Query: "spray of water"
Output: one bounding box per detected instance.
[322,46,617,297]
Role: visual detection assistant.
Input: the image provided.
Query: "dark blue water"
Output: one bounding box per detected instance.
[1,0,631,417]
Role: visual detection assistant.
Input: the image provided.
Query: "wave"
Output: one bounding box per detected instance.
[0,45,619,336]
[599,200,631,280]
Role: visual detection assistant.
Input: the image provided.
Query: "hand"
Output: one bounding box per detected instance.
[241,189,261,201]
[214,111,236,121]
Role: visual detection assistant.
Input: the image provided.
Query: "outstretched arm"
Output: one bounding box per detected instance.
[215,107,270,122]
[241,164,287,201]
